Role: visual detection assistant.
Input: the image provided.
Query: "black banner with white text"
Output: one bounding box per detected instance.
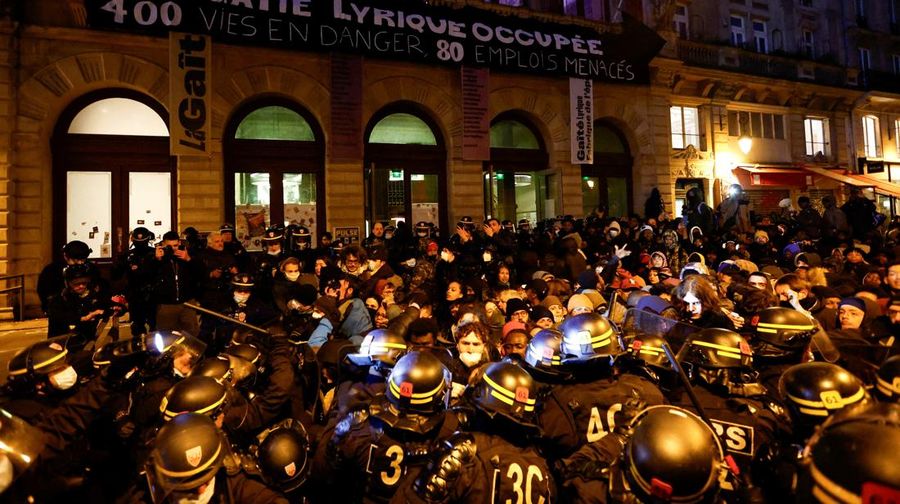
[85,0,663,84]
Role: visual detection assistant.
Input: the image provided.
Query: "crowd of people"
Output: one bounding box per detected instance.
[4,183,900,502]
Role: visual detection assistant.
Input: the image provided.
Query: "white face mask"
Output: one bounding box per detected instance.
[404,258,417,268]
[368,260,379,272]
[459,351,483,368]
[482,252,492,263]
[312,311,324,320]
[285,272,301,282]
[608,229,619,238]
[49,366,78,390]
[233,293,250,305]
[267,248,281,256]
[440,251,451,262]
[385,233,394,240]
[176,476,216,504]
[417,231,427,237]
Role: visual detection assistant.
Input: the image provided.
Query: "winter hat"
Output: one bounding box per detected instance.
[541,295,563,310]
[650,251,668,268]
[502,320,527,338]
[794,252,822,268]
[576,270,598,290]
[608,221,622,233]
[567,294,593,312]
[754,230,769,241]
[426,241,439,254]
[782,243,802,257]
[639,225,654,234]
[687,252,706,265]
[838,297,866,313]
[526,279,549,299]
[530,306,555,324]
[505,298,530,318]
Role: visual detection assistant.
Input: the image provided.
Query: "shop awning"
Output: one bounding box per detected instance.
[732,165,811,188]
[803,166,900,198]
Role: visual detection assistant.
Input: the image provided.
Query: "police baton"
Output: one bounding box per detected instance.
[184,302,271,336]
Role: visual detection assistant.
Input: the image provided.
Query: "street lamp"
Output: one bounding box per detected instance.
[738,134,753,155]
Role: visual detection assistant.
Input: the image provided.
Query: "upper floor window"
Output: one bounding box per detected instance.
[862,115,881,158]
[670,106,700,149]
[856,0,866,17]
[727,111,786,140]
[674,4,689,38]
[802,29,815,58]
[859,47,872,72]
[753,20,768,53]
[893,54,900,74]
[730,16,746,47]
[804,117,830,157]
[891,0,898,23]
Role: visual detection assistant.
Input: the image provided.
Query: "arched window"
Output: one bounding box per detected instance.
[364,104,446,234]
[484,113,549,225]
[582,122,633,218]
[52,90,172,260]
[225,99,324,250]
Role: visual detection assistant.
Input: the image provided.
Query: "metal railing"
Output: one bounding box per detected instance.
[0,274,25,321]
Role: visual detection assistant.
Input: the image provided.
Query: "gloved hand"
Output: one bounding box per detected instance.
[613,245,631,259]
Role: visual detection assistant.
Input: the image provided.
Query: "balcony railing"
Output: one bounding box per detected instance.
[676,39,848,87]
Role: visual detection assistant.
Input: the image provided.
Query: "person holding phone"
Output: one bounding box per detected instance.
[151,231,201,335]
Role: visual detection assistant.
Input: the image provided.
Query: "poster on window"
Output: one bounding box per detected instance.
[334,226,360,246]
[169,32,211,156]
[235,205,269,251]
[285,203,318,245]
[569,77,593,165]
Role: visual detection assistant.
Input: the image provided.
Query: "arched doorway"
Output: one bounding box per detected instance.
[224,98,325,251]
[364,104,447,233]
[484,113,551,225]
[51,89,172,261]
[581,121,633,218]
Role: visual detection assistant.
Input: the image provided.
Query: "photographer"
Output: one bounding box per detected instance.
[150,231,201,336]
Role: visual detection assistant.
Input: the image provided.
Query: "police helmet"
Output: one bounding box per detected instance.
[147,413,227,502]
[501,219,515,232]
[748,307,817,359]
[62,240,92,260]
[219,223,236,234]
[231,272,255,290]
[190,354,257,388]
[224,343,262,373]
[374,351,451,434]
[626,334,672,371]
[876,355,900,402]
[518,219,531,231]
[63,263,94,284]
[523,329,568,379]
[92,337,146,369]
[468,361,538,428]
[559,313,620,363]
[160,376,228,421]
[802,402,900,503]
[262,226,284,242]
[292,226,312,249]
[623,406,725,504]
[131,227,154,243]
[778,362,868,429]
[7,337,70,379]
[415,221,431,237]
[147,331,207,365]
[346,329,408,371]
[677,328,753,370]
[255,419,310,493]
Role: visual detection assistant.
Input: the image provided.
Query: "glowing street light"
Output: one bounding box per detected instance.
[738,134,753,155]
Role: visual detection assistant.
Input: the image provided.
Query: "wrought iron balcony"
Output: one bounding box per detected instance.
[675,39,848,87]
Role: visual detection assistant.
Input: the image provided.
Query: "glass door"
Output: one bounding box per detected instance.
[67,171,112,259]
[411,173,439,227]
[129,172,172,246]
[283,172,318,245]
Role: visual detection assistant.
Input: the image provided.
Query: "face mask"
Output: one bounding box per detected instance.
[285,272,301,282]
[608,229,619,238]
[404,258,417,268]
[459,351,483,367]
[482,252,492,263]
[312,311,324,320]
[176,476,215,504]
[417,231,427,237]
[298,242,309,250]
[49,366,78,390]
[440,251,451,262]
[368,260,378,272]
[385,233,394,240]
[233,293,250,305]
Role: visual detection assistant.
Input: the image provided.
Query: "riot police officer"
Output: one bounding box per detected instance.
[331,328,408,420]
[47,263,112,350]
[673,328,790,489]
[778,361,869,442]
[2,337,81,421]
[538,313,665,461]
[37,240,92,313]
[311,351,462,503]
[746,307,818,392]
[254,226,288,306]
[112,227,157,336]
[400,361,556,504]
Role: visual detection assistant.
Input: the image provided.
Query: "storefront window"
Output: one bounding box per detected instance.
[226,99,324,251]
[365,106,446,232]
[582,122,633,218]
